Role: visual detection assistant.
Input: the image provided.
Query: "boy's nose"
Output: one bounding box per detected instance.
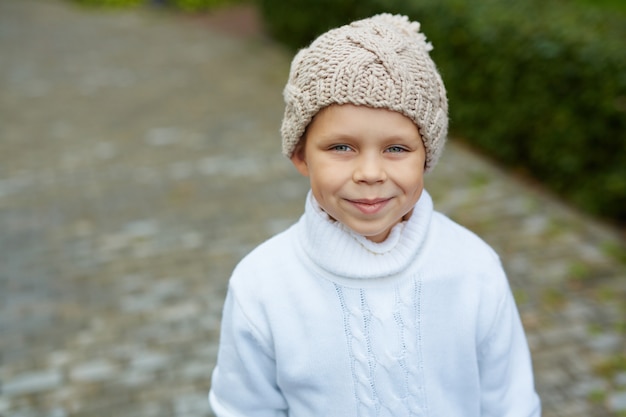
[353,154,386,184]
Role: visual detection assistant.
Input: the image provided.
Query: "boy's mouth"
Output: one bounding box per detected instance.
[347,198,391,214]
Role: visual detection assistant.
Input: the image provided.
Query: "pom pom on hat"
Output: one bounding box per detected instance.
[281,14,448,172]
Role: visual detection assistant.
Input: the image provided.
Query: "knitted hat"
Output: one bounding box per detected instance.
[281,14,448,172]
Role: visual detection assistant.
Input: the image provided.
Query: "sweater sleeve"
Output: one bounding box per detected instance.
[478,279,541,417]
[209,289,288,417]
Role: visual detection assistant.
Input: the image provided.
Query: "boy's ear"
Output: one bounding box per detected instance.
[290,141,310,177]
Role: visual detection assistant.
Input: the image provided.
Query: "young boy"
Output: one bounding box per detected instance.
[209,14,541,416]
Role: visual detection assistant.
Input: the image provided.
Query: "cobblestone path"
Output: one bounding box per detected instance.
[1,1,624,416]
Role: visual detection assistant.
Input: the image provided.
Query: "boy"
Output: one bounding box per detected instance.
[209,14,541,416]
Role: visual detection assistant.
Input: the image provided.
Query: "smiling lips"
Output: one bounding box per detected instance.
[347,198,392,214]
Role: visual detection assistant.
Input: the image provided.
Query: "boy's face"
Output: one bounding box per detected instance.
[291,104,426,243]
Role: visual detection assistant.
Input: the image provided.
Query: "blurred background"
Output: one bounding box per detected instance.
[0,0,624,416]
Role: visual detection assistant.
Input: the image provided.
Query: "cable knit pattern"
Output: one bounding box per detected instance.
[281,14,448,172]
[298,190,433,279]
[333,279,427,416]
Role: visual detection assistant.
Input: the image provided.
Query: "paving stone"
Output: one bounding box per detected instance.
[2,370,63,396]
[0,397,10,413]
[587,332,623,353]
[69,359,117,382]
[119,369,156,388]
[130,352,170,372]
[173,393,212,416]
[571,378,609,397]
[608,391,626,412]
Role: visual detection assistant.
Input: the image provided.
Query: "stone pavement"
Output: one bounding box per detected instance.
[0,0,624,416]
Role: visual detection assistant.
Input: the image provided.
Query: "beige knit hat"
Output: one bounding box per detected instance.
[281,14,448,172]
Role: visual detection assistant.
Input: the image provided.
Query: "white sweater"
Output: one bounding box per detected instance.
[209,191,541,417]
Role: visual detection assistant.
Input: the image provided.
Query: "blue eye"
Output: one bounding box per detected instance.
[386,146,407,153]
[331,144,352,152]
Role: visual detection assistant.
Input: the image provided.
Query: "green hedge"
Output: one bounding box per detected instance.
[259,0,626,224]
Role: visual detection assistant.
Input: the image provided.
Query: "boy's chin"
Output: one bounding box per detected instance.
[352,225,395,243]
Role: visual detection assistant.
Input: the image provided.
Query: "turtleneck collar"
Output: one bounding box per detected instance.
[296,190,433,279]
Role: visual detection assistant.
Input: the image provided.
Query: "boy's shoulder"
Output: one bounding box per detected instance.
[229,222,301,284]
[423,210,511,310]
[429,209,501,266]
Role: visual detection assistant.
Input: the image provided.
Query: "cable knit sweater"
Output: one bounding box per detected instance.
[209,190,541,416]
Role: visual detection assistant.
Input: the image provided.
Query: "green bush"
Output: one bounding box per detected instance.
[168,0,243,11]
[258,0,626,224]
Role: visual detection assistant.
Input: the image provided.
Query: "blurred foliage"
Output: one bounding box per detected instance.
[72,0,245,11]
[258,0,626,225]
[168,0,244,11]
[72,0,143,6]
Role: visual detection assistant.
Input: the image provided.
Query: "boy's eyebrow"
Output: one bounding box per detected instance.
[384,132,422,142]
[317,132,356,141]
[317,131,421,142]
